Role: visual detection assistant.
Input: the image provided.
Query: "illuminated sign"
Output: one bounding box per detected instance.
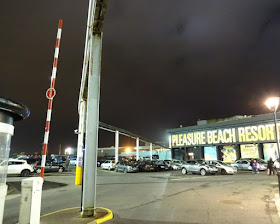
[221,146,236,163]
[240,144,259,159]
[263,143,278,162]
[172,123,278,146]
[204,146,217,160]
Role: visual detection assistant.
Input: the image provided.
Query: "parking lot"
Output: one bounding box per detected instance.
[4,168,280,224]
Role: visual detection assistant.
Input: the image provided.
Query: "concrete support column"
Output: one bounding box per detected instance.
[150,143,153,160]
[169,135,172,149]
[136,137,139,160]
[81,32,102,217]
[115,131,119,163]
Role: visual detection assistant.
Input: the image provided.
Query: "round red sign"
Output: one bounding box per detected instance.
[46,88,56,99]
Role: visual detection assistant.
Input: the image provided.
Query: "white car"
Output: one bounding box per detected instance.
[100,160,115,170]
[205,160,237,175]
[5,159,34,177]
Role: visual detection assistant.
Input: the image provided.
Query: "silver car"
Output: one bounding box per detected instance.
[181,160,218,176]
[231,159,266,171]
[115,162,138,173]
[205,160,237,175]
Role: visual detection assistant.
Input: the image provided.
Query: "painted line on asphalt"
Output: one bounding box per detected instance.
[89,207,113,224]
[41,207,80,217]
[41,207,113,224]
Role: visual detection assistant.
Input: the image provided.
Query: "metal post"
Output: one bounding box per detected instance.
[81,33,102,217]
[136,137,139,161]
[115,131,119,163]
[75,100,86,185]
[273,111,280,158]
[150,143,153,160]
[169,135,172,148]
[272,110,280,195]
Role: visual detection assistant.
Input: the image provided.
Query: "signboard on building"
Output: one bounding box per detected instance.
[221,146,236,163]
[204,146,217,160]
[171,123,279,147]
[263,143,278,162]
[240,144,258,159]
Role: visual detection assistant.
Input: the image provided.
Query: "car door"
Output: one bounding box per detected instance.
[50,162,59,172]
[44,162,50,172]
[187,161,195,172]
[7,161,16,174]
[103,161,109,169]
[192,161,201,172]
[240,161,249,170]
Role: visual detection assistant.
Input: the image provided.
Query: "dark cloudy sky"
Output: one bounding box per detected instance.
[1,0,280,154]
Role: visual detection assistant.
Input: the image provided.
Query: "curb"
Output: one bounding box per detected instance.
[88,207,113,224]
[41,207,113,224]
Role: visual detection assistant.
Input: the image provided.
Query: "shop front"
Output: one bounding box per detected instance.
[167,114,280,162]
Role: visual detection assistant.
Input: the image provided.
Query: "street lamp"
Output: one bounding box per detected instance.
[265,97,280,158]
[265,97,280,194]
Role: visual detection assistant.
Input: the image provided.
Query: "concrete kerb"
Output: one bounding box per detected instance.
[40,207,113,224]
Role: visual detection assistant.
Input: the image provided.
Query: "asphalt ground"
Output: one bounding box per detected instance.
[4,167,280,224]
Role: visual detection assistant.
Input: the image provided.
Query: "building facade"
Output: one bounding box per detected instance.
[166,114,280,163]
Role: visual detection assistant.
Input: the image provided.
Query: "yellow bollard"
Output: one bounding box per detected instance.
[75,166,82,185]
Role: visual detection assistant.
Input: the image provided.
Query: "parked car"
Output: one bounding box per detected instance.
[163,160,181,170]
[100,160,115,170]
[115,161,138,173]
[181,160,218,176]
[205,160,237,175]
[155,160,169,171]
[33,160,65,173]
[69,156,77,166]
[231,159,266,171]
[4,159,34,177]
[247,158,268,169]
[137,160,158,172]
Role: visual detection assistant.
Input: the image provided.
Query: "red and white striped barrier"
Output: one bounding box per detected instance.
[41,19,63,178]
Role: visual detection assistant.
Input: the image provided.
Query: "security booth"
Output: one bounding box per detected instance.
[0,98,30,223]
[167,114,280,163]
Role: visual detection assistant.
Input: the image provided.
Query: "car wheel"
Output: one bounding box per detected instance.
[182,168,187,175]
[36,168,41,174]
[200,169,206,176]
[221,169,227,175]
[21,170,30,177]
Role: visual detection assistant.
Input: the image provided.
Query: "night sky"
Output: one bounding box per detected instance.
[1,1,280,154]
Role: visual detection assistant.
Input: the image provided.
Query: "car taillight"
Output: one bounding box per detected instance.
[145,164,149,167]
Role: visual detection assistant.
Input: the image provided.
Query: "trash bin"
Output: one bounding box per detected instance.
[0,98,30,223]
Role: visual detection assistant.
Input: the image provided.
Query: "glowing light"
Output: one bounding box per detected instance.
[65,147,73,155]
[265,97,280,111]
[125,148,131,153]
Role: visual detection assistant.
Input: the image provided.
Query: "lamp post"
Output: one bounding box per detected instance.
[265,97,280,194]
[265,97,280,157]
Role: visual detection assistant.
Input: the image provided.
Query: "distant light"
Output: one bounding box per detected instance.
[125,148,131,153]
[265,97,280,111]
[65,147,73,155]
